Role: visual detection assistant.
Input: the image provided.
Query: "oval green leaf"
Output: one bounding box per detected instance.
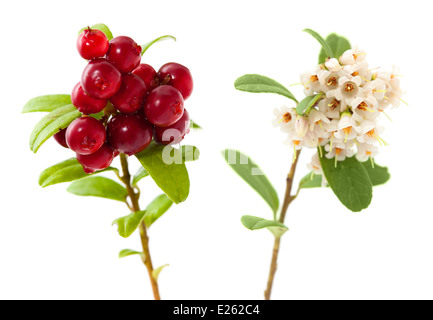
[132,167,149,186]
[319,33,351,64]
[361,161,391,186]
[29,104,81,153]
[152,264,170,281]
[141,35,176,55]
[144,194,174,228]
[303,28,334,61]
[39,158,117,188]
[223,149,279,218]
[22,94,72,113]
[67,176,127,202]
[234,74,298,103]
[299,172,323,189]
[241,215,288,238]
[113,210,147,238]
[135,143,190,204]
[296,93,323,115]
[119,249,143,259]
[319,155,373,212]
[79,23,113,41]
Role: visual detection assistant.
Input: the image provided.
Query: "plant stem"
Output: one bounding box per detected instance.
[119,153,161,300]
[264,149,301,300]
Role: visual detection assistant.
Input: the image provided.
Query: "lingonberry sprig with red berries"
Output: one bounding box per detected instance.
[23,23,200,300]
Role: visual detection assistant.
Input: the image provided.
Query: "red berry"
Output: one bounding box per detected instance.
[66,117,106,155]
[81,58,122,99]
[77,143,115,174]
[158,63,193,100]
[71,82,107,115]
[54,128,69,148]
[154,109,190,145]
[106,36,142,73]
[144,85,184,127]
[107,114,153,156]
[133,64,157,91]
[76,28,109,60]
[109,74,147,114]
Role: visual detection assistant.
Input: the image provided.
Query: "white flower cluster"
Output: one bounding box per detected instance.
[273,47,404,176]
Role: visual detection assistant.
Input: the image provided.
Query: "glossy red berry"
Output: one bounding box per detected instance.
[107,114,153,156]
[81,58,122,99]
[144,85,184,127]
[109,74,147,114]
[54,128,69,148]
[77,28,109,60]
[158,63,193,100]
[154,109,190,145]
[71,82,107,115]
[133,64,157,91]
[66,117,106,155]
[106,36,142,73]
[77,143,115,174]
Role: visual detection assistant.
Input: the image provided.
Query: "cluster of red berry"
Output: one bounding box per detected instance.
[54,28,193,173]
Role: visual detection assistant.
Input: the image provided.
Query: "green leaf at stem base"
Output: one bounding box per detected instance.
[241,215,288,238]
[152,264,170,281]
[67,176,127,202]
[119,249,143,259]
[234,74,298,103]
[113,210,147,238]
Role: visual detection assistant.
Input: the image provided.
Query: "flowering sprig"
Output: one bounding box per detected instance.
[227,29,402,299]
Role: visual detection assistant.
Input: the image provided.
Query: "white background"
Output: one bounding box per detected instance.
[0,0,432,300]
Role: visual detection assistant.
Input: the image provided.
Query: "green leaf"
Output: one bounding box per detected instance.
[299,172,323,189]
[223,149,279,218]
[181,145,200,162]
[303,29,334,61]
[39,158,117,188]
[132,167,149,186]
[361,161,391,186]
[29,104,81,153]
[190,121,202,130]
[241,215,288,238]
[135,143,190,204]
[152,264,170,281]
[319,33,351,64]
[132,146,198,186]
[67,176,127,202]
[296,93,323,115]
[119,249,143,259]
[113,210,147,238]
[319,155,372,212]
[234,74,298,103]
[144,194,174,228]
[141,35,176,55]
[22,94,72,113]
[79,23,113,41]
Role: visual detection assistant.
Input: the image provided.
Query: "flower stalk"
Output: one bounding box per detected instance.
[264,149,301,300]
